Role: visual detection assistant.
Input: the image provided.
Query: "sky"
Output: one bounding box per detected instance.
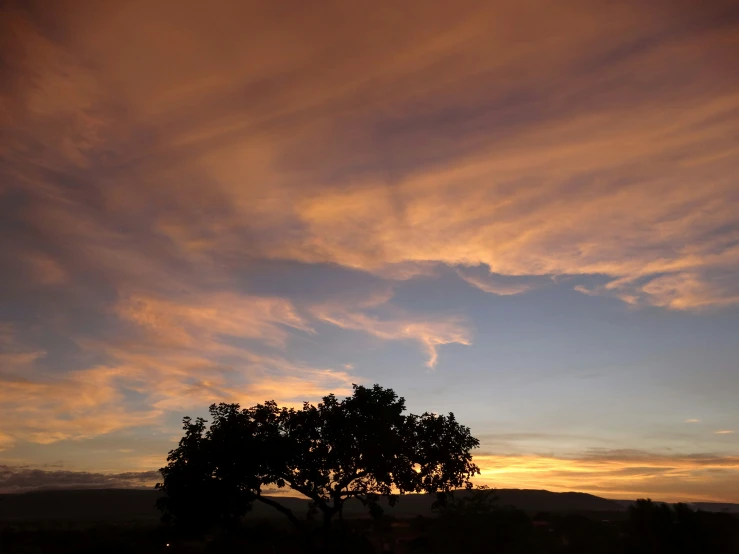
[0,0,738,502]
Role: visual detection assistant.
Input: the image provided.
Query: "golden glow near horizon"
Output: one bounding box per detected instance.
[1,0,738,501]
[473,453,739,503]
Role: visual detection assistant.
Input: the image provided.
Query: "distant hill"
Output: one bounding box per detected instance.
[0,488,735,522]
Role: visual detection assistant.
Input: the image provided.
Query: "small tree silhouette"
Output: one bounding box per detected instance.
[156,384,480,551]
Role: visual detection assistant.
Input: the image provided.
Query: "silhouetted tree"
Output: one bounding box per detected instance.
[155,415,259,533]
[157,384,480,550]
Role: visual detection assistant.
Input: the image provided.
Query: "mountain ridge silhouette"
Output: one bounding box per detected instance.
[1,488,736,522]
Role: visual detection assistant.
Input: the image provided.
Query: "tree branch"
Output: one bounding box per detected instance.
[338,489,367,498]
[280,475,334,514]
[336,469,370,491]
[255,494,302,530]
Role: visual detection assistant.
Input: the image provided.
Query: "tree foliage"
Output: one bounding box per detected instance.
[156,384,480,538]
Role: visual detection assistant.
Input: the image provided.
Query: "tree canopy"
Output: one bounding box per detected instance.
[156,384,480,538]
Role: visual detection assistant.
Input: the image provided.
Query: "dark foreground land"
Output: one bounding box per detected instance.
[0,488,636,522]
[1,489,738,553]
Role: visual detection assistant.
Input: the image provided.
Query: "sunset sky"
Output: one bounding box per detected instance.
[1,0,738,502]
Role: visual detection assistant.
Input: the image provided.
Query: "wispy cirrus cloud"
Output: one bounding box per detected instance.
[3,0,738,312]
[456,265,542,296]
[314,307,471,369]
[0,289,357,444]
[115,292,313,348]
[0,433,15,452]
[0,349,162,444]
[309,289,471,368]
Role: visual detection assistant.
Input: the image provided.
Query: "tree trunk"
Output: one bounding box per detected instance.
[255,494,303,531]
[323,510,333,553]
[256,495,319,553]
[337,499,346,553]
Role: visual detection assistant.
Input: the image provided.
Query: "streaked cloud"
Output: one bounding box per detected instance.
[456,266,539,296]
[0,290,355,444]
[310,301,471,368]
[0,433,15,452]
[115,292,313,348]
[23,253,67,285]
[3,0,738,312]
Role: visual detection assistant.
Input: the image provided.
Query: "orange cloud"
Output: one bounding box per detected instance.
[3,0,738,313]
[116,292,313,348]
[107,292,356,409]
[0,369,161,444]
[310,300,471,368]
[456,267,536,296]
[0,433,15,451]
[473,451,739,503]
[0,342,355,444]
[0,290,355,444]
[24,253,66,285]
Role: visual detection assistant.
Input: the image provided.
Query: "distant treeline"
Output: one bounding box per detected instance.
[410,495,739,554]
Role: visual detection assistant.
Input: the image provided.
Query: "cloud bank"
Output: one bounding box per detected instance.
[0,465,159,494]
